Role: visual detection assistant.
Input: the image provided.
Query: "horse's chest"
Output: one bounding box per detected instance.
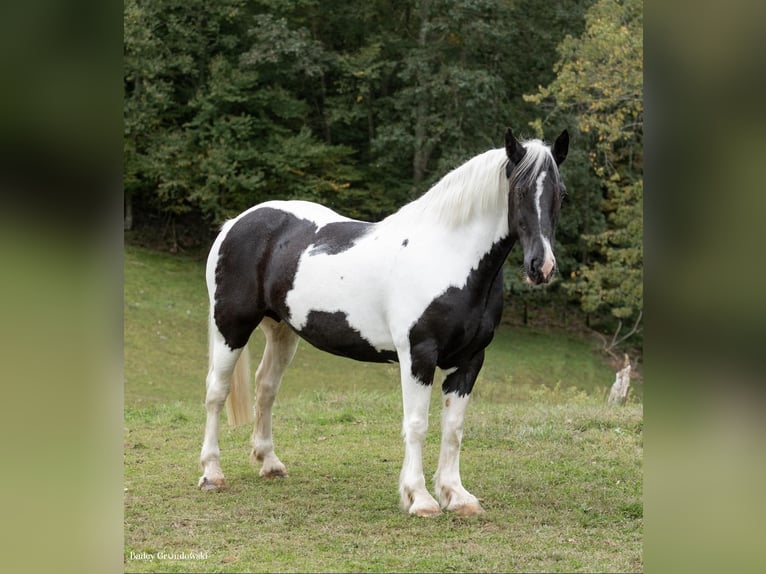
[406,241,508,369]
[424,275,501,336]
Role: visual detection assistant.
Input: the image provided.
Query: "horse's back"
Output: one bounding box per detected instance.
[209,200,377,351]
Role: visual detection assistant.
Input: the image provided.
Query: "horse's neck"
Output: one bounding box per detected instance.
[454,204,516,286]
[469,223,515,283]
[394,207,514,290]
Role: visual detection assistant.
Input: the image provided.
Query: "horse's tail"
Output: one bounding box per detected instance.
[225,345,252,426]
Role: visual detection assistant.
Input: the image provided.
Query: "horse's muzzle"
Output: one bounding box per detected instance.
[525,257,556,285]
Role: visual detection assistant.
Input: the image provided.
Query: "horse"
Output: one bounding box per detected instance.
[198,127,569,516]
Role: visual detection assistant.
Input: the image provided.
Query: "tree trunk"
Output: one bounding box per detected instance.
[412,0,432,184]
[124,192,133,231]
[607,354,632,406]
[366,89,375,143]
[319,71,332,144]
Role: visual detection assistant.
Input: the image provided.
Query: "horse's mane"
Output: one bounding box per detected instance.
[509,139,561,197]
[387,148,508,228]
[387,140,557,228]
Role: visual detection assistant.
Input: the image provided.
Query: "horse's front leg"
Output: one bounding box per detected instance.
[433,352,486,516]
[397,348,441,517]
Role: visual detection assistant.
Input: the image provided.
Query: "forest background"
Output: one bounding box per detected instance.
[124,0,643,357]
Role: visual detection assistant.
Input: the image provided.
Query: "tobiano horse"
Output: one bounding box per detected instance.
[198,127,569,516]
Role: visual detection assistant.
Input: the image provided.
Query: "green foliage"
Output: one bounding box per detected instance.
[124,0,362,226]
[526,0,643,344]
[577,178,643,320]
[125,0,597,229]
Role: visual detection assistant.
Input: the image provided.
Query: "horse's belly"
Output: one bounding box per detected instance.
[294,307,398,363]
[285,252,396,362]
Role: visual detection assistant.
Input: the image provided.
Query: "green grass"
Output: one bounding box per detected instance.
[124,245,642,572]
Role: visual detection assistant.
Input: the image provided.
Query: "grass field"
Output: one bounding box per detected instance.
[124,245,642,572]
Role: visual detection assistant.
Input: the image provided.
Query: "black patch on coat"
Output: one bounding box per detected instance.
[213,208,318,349]
[441,350,486,397]
[310,221,372,255]
[402,239,409,247]
[300,310,397,363]
[408,236,514,395]
[212,207,382,353]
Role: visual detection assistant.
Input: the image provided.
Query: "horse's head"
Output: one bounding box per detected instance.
[504,127,569,285]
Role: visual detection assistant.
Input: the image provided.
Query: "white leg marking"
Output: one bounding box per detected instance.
[398,355,440,516]
[434,392,484,515]
[199,331,242,491]
[251,318,299,478]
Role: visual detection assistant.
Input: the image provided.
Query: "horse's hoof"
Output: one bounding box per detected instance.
[260,467,288,479]
[409,498,442,517]
[412,505,442,517]
[454,501,485,517]
[260,469,287,478]
[198,475,226,491]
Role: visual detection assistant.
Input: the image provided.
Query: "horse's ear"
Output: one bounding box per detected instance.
[505,127,525,176]
[552,129,569,166]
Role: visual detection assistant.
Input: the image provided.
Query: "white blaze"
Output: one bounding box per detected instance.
[534,171,556,278]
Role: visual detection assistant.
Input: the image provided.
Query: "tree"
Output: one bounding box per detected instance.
[124,0,256,236]
[125,0,609,248]
[124,0,365,244]
[123,0,175,229]
[525,0,643,352]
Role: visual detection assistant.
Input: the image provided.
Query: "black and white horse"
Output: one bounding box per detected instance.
[199,127,569,516]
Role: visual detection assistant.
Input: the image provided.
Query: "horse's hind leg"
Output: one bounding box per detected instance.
[199,328,245,491]
[250,317,300,478]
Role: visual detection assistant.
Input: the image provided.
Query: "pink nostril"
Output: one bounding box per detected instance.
[541,257,556,279]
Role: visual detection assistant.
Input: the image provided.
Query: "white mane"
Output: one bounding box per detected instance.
[509,139,560,193]
[388,148,509,228]
[386,140,557,228]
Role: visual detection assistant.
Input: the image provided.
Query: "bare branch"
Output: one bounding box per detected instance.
[605,310,643,354]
